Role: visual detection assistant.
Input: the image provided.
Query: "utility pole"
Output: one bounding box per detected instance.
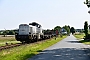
[4,28,7,37]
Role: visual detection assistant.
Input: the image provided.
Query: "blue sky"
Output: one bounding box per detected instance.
[0,0,90,30]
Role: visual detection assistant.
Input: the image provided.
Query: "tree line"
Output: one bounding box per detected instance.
[0,30,15,35]
[54,25,75,35]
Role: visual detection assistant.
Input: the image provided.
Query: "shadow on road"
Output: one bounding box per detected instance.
[67,40,80,43]
[29,48,90,60]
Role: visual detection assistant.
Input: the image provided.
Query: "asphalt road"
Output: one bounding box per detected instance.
[28,35,90,60]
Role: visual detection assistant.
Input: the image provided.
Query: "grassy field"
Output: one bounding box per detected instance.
[74,33,85,39]
[0,35,20,46]
[0,36,67,60]
[74,34,90,45]
[89,30,90,34]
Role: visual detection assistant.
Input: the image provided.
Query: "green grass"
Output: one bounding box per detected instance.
[79,40,90,45]
[74,34,90,45]
[0,41,21,46]
[74,34,85,39]
[0,36,67,60]
[89,30,90,34]
[0,36,20,46]
[0,36,16,42]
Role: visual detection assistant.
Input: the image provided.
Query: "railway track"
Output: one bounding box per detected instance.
[0,37,54,51]
[0,43,23,51]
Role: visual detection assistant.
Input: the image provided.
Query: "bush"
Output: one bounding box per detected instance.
[84,34,90,41]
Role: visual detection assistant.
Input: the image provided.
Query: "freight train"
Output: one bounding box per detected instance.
[15,22,57,43]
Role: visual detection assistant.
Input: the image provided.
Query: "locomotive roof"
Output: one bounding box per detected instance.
[29,22,39,25]
[29,22,42,27]
[20,24,28,26]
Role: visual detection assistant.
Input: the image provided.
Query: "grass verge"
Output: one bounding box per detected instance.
[0,36,15,42]
[0,36,67,60]
[74,34,90,45]
[74,34,85,39]
[79,40,90,45]
[0,36,20,46]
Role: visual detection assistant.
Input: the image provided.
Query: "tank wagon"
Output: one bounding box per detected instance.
[15,22,55,43]
[43,30,57,38]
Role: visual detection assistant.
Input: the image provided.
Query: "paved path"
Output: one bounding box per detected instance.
[28,35,90,60]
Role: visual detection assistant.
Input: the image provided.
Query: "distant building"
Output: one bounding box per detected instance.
[75,29,84,34]
[61,28,67,34]
[75,29,82,32]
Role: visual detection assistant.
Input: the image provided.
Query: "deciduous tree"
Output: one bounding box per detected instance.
[70,27,75,34]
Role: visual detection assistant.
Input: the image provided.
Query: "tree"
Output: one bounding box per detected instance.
[0,32,2,35]
[54,26,61,31]
[7,30,15,35]
[70,27,75,34]
[84,0,89,4]
[84,0,90,8]
[54,26,61,35]
[84,21,88,37]
[2,30,9,37]
[2,30,15,36]
[68,25,70,29]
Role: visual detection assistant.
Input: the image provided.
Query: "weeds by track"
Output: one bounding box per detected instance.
[0,38,52,51]
[0,43,23,50]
